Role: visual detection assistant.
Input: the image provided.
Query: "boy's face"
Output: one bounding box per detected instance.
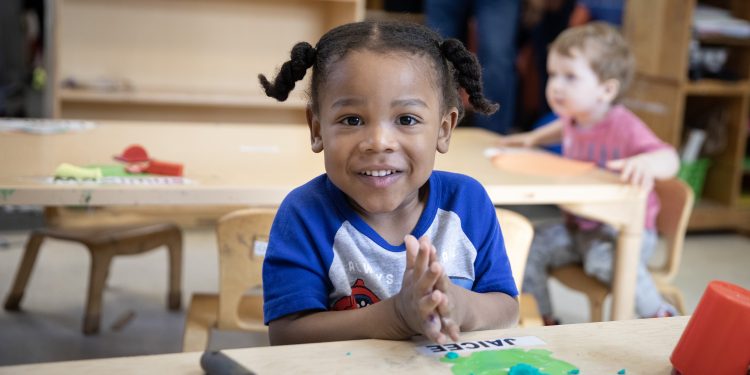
[307,50,458,216]
[546,48,618,121]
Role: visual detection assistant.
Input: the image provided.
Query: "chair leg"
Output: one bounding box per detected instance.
[182,295,216,352]
[83,248,113,335]
[671,290,686,315]
[589,298,604,322]
[166,234,182,311]
[4,233,45,311]
[660,285,687,315]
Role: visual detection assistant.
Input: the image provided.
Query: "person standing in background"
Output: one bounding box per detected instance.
[425,0,521,135]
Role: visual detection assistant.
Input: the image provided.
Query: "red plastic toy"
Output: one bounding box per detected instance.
[670,280,750,374]
[114,144,150,163]
[143,160,183,177]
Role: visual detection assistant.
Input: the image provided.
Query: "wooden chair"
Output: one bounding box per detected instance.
[4,222,182,334]
[549,178,694,321]
[496,208,543,327]
[182,208,275,352]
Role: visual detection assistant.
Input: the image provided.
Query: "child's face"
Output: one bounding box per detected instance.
[546,49,617,121]
[307,50,458,216]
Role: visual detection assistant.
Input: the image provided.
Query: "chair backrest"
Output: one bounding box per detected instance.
[496,208,534,292]
[651,179,694,282]
[215,208,276,330]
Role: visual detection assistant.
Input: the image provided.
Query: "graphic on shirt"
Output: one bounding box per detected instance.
[327,209,476,308]
[331,279,381,310]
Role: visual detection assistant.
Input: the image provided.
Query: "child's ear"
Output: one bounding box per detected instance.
[436,106,459,154]
[601,78,621,103]
[307,106,324,153]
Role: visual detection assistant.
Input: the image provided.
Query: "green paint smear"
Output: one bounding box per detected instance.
[440,349,577,375]
[0,189,15,201]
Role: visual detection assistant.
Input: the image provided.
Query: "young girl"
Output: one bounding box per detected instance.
[258,21,519,345]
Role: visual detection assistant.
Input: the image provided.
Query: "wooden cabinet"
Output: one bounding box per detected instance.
[623,0,750,230]
[49,0,364,124]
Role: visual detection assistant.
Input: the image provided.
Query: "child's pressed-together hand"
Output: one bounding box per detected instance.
[395,235,460,344]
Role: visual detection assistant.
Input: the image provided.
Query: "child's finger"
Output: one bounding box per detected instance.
[631,165,643,187]
[429,243,438,264]
[418,289,442,317]
[417,261,443,295]
[404,235,419,270]
[620,160,634,183]
[418,235,433,257]
[606,158,625,171]
[422,313,446,344]
[414,241,430,280]
[435,294,460,342]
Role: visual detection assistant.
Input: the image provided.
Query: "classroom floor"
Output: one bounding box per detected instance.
[0,212,748,366]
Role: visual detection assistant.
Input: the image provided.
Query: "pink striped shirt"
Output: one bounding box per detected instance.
[562,105,670,230]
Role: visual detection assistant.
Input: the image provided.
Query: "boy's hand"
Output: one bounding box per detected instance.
[496,133,536,148]
[429,244,461,342]
[607,155,656,191]
[395,235,449,344]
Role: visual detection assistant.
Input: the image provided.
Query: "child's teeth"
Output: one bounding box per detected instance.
[364,170,395,176]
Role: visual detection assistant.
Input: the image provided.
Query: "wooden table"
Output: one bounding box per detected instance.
[0,316,687,374]
[0,120,647,320]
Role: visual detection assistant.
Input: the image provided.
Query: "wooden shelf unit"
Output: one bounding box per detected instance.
[623,0,750,231]
[49,0,364,124]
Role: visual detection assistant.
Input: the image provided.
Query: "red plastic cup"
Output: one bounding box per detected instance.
[671,280,750,375]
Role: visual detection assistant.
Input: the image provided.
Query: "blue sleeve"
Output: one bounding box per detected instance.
[459,178,519,297]
[262,194,333,324]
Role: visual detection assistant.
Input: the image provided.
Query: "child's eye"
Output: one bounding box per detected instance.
[397,115,419,126]
[565,73,576,81]
[341,116,362,126]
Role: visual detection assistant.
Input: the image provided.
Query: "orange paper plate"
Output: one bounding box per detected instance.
[491,152,595,177]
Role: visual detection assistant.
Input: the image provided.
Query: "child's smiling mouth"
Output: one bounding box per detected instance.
[357,169,403,188]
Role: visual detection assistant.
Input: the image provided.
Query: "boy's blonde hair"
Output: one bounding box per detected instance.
[550,22,635,102]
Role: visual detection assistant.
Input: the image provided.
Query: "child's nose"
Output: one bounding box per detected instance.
[361,122,396,152]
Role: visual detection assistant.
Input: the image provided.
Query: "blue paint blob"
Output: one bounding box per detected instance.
[617,369,626,374]
[445,352,460,360]
[568,369,580,374]
[508,363,543,375]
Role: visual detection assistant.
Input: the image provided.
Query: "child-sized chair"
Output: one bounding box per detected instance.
[4,222,182,334]
[549,178,694,321]
[496,208,543,327]
[181,208,275,352]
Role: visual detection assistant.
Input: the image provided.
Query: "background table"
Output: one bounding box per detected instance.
[0,120,647,320]
[0,316,688,374]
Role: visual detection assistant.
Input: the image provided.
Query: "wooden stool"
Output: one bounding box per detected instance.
[4,223,182,334]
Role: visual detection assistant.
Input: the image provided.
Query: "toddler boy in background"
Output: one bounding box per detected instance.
[499,22,680,324]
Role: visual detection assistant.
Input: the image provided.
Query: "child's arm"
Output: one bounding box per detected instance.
[269,238,450,345]
[606,147,680,190]
[268,298,412,345]
[496,119,564,147]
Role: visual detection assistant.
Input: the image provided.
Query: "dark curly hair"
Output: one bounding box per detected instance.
[258,20,498,121]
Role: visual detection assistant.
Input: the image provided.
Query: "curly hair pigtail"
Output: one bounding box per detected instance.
[440,38,499,115]
[258,42,316,101]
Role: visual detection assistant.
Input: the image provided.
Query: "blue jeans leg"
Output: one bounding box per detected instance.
[424,0,472,40]
[473,0,520,134]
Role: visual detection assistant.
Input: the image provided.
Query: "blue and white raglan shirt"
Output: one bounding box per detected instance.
[262,171,518,324]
